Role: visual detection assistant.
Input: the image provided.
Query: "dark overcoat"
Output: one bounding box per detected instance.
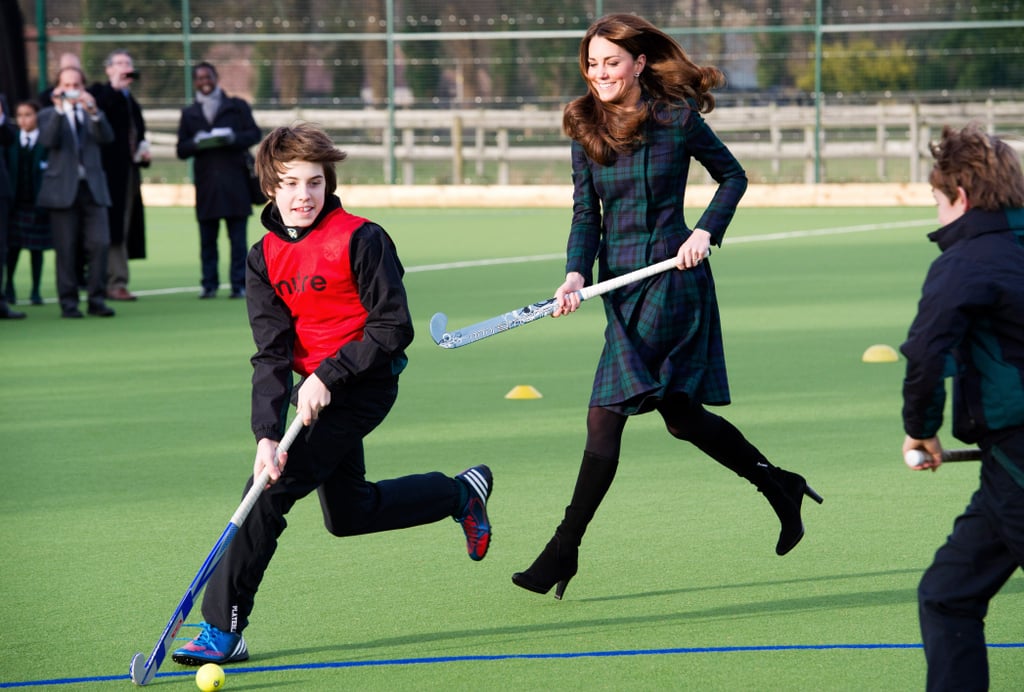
[567,101,747,414]
[89,82,147,258]
[175,94,261,221]
[0,116,14,200]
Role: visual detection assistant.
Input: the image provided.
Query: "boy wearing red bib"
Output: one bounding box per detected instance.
[173,124,492,666]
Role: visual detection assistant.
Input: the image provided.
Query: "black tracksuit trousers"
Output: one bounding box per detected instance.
[918,435,1024,692]
[201,375,462,634]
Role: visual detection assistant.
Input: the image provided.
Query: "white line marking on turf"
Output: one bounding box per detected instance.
[405,253,563,273]
[403,218,935,273]
[727,218,934,245]
[34,218,931,302]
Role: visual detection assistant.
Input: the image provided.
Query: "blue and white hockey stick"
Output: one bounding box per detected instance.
[129,415,305,686]
[430,256,681,349]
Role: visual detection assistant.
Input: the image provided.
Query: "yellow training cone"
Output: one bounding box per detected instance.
[505,385,543,400]
[862,344,899,363]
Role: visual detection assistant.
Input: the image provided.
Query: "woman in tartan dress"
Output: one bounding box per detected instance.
[512,14,823,600]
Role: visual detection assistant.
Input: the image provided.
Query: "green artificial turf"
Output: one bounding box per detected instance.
[2,205,1021,690]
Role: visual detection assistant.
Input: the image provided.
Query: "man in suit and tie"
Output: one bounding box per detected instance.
[36,66,116,318]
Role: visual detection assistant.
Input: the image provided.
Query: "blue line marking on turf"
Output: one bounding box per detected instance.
[3,642,1023,687]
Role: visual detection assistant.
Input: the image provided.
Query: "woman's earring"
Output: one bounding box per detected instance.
[634,73,641,78]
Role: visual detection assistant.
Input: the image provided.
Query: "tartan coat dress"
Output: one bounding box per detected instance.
[566,99,748,415]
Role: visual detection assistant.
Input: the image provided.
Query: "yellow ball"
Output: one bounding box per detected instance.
[196,663,225,691]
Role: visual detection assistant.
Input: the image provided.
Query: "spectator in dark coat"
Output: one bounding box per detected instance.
[0,93,26,319]
[89,49,149,301]
[176,61,261,299]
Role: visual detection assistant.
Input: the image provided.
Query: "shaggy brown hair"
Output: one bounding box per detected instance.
[563,13,725,165]
[255,123,348,198]
[929,124,1024,211]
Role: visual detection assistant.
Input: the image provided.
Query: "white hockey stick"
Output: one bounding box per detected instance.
[904,447,982,468]
[430,256,682,349]
[129,415,305,686]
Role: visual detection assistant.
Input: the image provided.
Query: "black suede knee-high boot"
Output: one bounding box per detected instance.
[670,408,823,556]
[512,451,618,599]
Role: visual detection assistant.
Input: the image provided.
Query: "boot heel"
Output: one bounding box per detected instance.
[761,468,821,556]
[512,536,578,599]
[554,578,571,600]
[805,485,824,504]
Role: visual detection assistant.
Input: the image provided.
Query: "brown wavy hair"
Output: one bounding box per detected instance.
[928,124,1024,211]
[255,123,348,198]
[563,14,725,165]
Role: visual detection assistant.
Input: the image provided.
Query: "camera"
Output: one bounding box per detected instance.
[62,89,81,100]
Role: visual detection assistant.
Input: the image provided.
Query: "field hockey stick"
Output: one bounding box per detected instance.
[904,447,982,468]
[129,415,305,686]
[430,256,682,349]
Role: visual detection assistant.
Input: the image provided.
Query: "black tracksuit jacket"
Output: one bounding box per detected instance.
[901,207,1024,467]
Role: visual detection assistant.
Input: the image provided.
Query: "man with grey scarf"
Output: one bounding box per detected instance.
[176,61,262,299]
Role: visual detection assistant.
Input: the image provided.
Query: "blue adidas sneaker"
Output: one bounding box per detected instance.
[454,465,492,561]
[172,621,249,666]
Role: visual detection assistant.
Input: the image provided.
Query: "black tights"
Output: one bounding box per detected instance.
[584,395,771,484]
[5,248,44,299]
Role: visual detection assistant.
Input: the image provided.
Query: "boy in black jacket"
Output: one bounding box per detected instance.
[173,123,492,666]
[901,123,1024,691]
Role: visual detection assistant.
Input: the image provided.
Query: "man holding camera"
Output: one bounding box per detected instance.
[36,65,116,318]
[90,49,149,302]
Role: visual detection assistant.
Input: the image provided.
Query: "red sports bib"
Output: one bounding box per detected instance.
[262,209,369,376]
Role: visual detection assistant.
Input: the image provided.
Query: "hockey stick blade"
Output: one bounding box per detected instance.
[430,299,556,348]
[432,256,681,349]
[129,415,305,686]
[429,312,450,346]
